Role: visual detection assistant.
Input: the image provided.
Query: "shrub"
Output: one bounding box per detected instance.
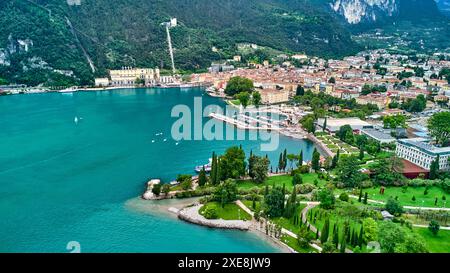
[297,183,317,194]
[339,192,349,202]
[201,206,218,219]
[385,197,404,216]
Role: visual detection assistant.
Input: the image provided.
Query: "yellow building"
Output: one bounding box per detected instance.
[109,67,160,86]
[259,89,290,104]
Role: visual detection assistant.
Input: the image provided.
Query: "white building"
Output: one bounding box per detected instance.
[94,78,109,87]
[316,117,374,133]
[396,138,450,171]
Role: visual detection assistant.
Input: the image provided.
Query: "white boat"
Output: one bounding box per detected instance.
[194,158,212,173]
[59,86,78,93]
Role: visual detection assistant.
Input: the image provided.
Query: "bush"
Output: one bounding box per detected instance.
[339,192,349,202]
[297,183,316,194]
[385,197,404,216]
[201,206,218,219]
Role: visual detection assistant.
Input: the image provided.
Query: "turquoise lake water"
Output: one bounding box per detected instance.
[0,88,314,253]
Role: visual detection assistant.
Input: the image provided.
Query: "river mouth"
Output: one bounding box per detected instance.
[0,88,314,252]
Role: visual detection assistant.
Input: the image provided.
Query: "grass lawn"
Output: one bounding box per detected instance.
[272,205,307,234]
[237,174,327,191]
[242,200,261,212]
[361,186,449,208]
[199,202,252,221]
[280,234,318,253]
[414,227,450,253]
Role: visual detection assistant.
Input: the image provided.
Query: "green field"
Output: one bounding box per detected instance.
[361,186,449,208]
[199,202,252,221]
[414,227,450,253]
[280,234,318,253]
[237,174,326,192]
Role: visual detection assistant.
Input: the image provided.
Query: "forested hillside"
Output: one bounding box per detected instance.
[0,0,358,86]
[0,0,449,86]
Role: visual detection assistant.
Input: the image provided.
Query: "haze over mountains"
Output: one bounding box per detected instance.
[0,0,449,86]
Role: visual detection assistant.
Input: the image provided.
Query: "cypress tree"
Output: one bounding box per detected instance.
[198,167,207,187]
[358,188,363,202]
[358,226,364,247]
[316,229,319,239]
[210,152,217,185]
[298,150,303,167]
[320,218,330,244]
[283,149,287,171]
[363,192,368,204]
[278,153,284,172]
[323,117,327,132]
[333,227,339,248]
[340,238,346,253]
[264,185,269,196]
[359,147,364,160]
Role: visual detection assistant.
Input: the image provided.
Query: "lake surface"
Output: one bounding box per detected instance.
[0,88,314,252]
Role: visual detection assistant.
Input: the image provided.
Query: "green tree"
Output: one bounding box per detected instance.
[292,173,303,186]
[296,85,305,96]
[252,91,261,106]
[298,150,304,167]
[427,112,450,146]
[428,220,440,236]
[225,76,254,96]
[429,155,440,180]
[162,184,171,196]
[152,183,162,196]
[263,186,285,218]
[236,91,251,108]
[321,241,336,253]
[331,149,340,169]
[297,226,314,248]
[214,179,238,207]
[336,155,365,188]
[320,218,330,244]
[219,146,246,180]
[249,156,270,184]
[311,148,321,172]
[385,197,404,216]
[362,217,378,243]
[318,188,335,209]
[198,167,207,187]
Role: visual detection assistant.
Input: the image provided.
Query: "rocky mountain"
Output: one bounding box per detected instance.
[329,0,443,25]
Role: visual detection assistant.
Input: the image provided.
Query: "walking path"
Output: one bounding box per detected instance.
[348,195,450,211]
[412,224,450,230]
[236,200,323,252]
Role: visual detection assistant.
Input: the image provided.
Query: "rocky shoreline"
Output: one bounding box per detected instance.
[177,204,251,231]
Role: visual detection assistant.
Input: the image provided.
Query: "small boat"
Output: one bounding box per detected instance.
[194,158,212,173]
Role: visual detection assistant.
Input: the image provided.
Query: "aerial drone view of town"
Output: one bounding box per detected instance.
[0,0,450,259]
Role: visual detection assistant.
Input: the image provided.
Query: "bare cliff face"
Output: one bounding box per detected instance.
[331,0,398,24]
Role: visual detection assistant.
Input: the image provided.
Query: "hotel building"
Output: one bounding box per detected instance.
[109,67,160,86]
[396,138,450,171]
